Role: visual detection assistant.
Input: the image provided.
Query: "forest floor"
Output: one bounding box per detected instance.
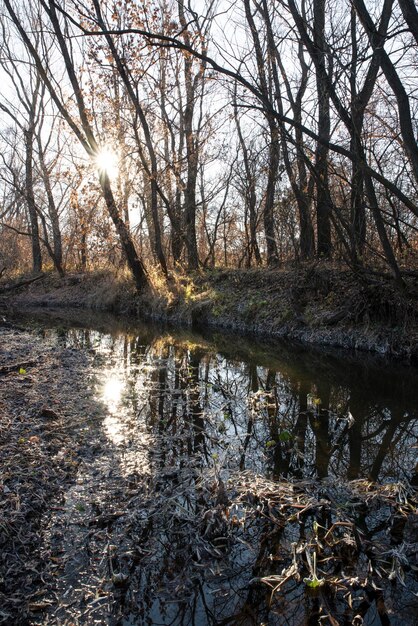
[2,263,418,361]
[0,324,155,625]
[0,325,97,623]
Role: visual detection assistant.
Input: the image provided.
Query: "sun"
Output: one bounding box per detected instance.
[94,146,119,178]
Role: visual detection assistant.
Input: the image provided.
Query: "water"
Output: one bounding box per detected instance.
[13,309,418,625]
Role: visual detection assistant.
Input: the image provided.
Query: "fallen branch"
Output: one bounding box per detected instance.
[0,273,45,293]
[0,359,37,374]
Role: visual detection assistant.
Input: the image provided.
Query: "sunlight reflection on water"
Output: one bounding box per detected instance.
[99,368,152,475]
[102,375,124,413]
[102,375,125,444]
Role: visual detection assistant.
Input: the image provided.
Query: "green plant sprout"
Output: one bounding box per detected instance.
[303,550,325,588]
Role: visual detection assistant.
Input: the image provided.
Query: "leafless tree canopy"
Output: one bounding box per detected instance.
[0,0,417,285]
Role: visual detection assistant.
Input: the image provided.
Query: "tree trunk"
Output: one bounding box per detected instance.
[258,0,315,260]
[37,138,64,275]
[294,115,315,259]
[353,0,418,185]
[233,95,262,266]
[80,229,87,272]
[264,120,280,265]
[363,172,404,288]
[100,173,149,290]
[244,0,280,265]
[349,9,366,258]
[159,50,184,265]
[313,0,332,258]
[398,0,418,45]
[178,0,201,271]
[24,127,42,273]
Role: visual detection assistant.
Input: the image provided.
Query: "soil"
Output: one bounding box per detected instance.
[0,325,94,623]
[2,264,418,361]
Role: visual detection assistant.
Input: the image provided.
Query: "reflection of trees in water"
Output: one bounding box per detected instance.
[41,316,418,484]
[105,334,417,624]
[80,327,417,483]
[35,321,418,624]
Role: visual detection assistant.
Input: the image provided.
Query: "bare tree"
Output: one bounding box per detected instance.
[3,0,150,289]
[232,95,262,267]
[0,30,43,273]
[244,0,280,266]
[353,0,418,185]
[254,0,315,260]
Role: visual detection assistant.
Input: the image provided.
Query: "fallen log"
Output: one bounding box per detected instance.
[0,273,45,293]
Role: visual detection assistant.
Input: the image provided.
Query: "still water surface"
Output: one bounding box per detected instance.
[31,308,417,483]
[18,310,418,625]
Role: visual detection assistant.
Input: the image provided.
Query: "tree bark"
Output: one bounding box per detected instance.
[24,125,42,273]
[37,135,64,276]
[353,0,418,185]
[178,0,201,270]
[258,0,315,260]
[244,0,279,265]
[363,172,404,288]
[233,94,261,266]
[264,121,280,265]
[313,0,332,258]
[397,0,418,46]
[100,172,149,290]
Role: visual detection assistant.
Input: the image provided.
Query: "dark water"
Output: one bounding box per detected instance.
[13,309,418,625]
[23,308,418,484]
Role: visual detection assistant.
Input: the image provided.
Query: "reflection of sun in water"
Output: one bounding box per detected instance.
[97,365,153,475]
[94,147,118,178]
[102,376,124,412]
[102,375,125,443]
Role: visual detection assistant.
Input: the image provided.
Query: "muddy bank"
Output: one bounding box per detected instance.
[0,326,96,623]
[2,265,418,361]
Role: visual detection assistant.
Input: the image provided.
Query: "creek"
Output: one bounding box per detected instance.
[13,309,418,625]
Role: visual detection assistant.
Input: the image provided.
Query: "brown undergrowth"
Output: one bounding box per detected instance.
[2,263,418,360]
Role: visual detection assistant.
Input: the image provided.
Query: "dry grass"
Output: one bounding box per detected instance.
[4,263,418,359]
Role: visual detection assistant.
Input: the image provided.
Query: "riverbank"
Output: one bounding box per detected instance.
[0,326,98,622]
[2,264,418,361]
